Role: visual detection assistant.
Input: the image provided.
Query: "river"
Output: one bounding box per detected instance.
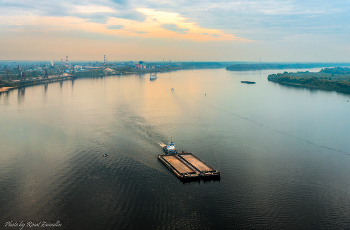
[1,68,350,229]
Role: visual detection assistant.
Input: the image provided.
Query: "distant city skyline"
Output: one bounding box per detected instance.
[0,0,349,62]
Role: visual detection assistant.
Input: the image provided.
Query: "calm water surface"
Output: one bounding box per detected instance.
[1,68,350,229]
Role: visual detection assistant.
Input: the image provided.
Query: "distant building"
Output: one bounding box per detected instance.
[104,68,113,72]
[134,61,147,69]
[73,65,82,70]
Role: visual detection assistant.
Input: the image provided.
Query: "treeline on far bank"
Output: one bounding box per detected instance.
[267,67,350,94]
[226,63,350,71]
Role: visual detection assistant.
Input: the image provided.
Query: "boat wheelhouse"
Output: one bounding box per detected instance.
[163,141,176,154]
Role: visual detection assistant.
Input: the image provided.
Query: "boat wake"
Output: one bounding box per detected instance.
[186,96,350,156]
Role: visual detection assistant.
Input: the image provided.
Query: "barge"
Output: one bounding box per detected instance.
[158,152,220,181]
[241,81,256,84]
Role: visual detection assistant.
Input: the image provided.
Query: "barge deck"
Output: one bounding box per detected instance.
[158,152,220,181]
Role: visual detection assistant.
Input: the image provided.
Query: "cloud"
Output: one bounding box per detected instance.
[0,0,144,22]
[75,5,115,14]
[110,0,128,6]
[5,0,343,43]
[108,25,125,30]
[130,8,248,41]
[161,24,189,34]
[1,0,349,61]
[139,0,349,42]
[0,6,248,42]
[133,31,148,34]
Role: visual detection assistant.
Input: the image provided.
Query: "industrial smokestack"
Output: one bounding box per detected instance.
[66,56,68,68]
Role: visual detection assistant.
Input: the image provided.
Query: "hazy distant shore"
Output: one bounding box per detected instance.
[226,63,350,71]
[268,67,350,94]
[0,62,226,91]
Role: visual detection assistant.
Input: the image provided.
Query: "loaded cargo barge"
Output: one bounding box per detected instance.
[158,152,220,181]
[241,80,256,84]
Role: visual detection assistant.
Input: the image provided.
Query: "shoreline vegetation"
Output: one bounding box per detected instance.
[226,63,350,71]
[268,67,350,94]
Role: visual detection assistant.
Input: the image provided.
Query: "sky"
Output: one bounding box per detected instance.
[0,0,349,62]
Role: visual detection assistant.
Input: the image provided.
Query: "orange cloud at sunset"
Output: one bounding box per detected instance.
[107,8,248,42]
[0,0,349,61]
[0,8,248,43]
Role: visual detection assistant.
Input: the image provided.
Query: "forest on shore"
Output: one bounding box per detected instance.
[267,67,350,94]
[226,63,350,71]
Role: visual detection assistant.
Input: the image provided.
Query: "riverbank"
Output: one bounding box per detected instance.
[0,75,76,94]
[0,87,14,93]
[0,64,226,92]
[268,67,350,94]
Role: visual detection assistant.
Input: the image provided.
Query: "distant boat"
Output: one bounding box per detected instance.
[150,74,157,80]
[241,81,256,84]
[103,154,108,157]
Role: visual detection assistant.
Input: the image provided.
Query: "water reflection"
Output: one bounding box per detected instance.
[44,83,48,93]
[0,90,10,106]
[17,87,25,105]
[276,82,334,96]
[180,177,221,184]
[2,68,350,229]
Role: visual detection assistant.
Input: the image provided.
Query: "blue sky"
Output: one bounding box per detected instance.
[0,0,349,61]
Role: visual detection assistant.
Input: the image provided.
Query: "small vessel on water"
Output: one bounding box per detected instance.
[103,154,108,157]
[163,141,176,154]
[150,74,157,80]
[241,81,256,84]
